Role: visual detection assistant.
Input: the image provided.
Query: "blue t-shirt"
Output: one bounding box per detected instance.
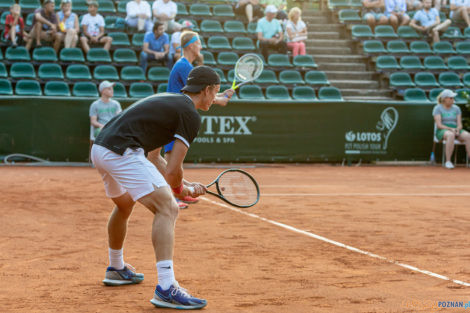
[256,17,282,39]
[413,8,439,27]
[167,57,193,93]
[144,31,169,52]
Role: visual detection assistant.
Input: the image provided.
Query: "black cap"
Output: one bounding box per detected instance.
[181,66,221,93]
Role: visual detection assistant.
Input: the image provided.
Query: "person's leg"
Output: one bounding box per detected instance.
[459,7,470,27]
[299,41,306,55]
[53,32,64,52]
[109,192,135,251]
[364,13,376,30]
[35,23,42,46]
[378,14,389,25]
[443,130,455,163]
[287,41,296,56]
[259,40,270,61]
[65,28,77,48]
[389,14,398,30]
[245,3,253,23]
[400,13,410,26]
[432,19,451,43]
[80,36,90,53]
[276,40,288,54]
[9,26,17,46]
[140,51,149,71]
[457,130,470,157]
[25,24,35,50]
[99,36,113,51]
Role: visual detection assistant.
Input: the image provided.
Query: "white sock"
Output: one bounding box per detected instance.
[108,248,125,270]
[157,260,176,290]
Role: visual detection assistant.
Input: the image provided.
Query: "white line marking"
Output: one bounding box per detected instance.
[201,197,470,287]
[259,193,470,197]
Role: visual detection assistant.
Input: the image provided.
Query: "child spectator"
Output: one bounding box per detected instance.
[26,0,63,52]
[126,0,153,32]
[410,0,451,44]
[56,0,79,48]
[4,4,29,47]
[90,81,122,142]
[257,5,287,61]
[285,7,307,57]
[140,22,171,71]
[80,1,112,54]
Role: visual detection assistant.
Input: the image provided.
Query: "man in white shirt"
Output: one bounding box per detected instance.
[152,0,180,33]
[450,0,470,27]
[79,1,112,54]
[385,0,410,29]
[126,0,153,32]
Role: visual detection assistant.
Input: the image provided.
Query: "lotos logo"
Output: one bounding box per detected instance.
[200,116,256,135]
[345,131,382,142]
[345,131,356,142]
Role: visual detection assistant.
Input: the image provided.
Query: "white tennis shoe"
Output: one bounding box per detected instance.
[445,161,455,169]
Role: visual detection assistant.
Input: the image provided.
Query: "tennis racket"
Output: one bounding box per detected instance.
[189,169,260,208]
[230,53,264,90]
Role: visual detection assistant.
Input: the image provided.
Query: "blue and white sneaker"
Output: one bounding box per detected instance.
[102,264,144,286]
[150,282,207,310]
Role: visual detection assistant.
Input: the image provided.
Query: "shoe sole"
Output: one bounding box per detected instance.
[102,278,144,286]
[150,298,207,310]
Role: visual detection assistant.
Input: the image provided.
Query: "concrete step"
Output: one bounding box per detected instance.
[312,54,368,63]
[307,32,341,39]
[318,62,366,71]
[344,95,395,101]
[330,79,379,89]
[303,16,330,24]
[340,88,394,97]
[307,23,344,32]
[307,39,352,48]
[307,46,352,55]
[304,9,330,16]
[324,71,379,80]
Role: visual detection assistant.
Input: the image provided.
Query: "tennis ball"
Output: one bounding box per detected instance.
[221,187,225,191]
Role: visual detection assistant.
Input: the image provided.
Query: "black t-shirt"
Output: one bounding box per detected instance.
[94,93,201,155]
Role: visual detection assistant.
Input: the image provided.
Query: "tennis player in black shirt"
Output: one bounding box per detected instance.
[91,66,221,310]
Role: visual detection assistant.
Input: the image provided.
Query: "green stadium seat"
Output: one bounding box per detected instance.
[404,88,429,102]
[121,66,146,81]
[350,0,363,7]
[414,72,440,88]
[338,9,361,23]
[201,51,216,66]
[232,37,255,51]
[5,46,30,61]
[224,21,246,33]
[19,0,40,9]
[0,11,8,25]
[0,48,3,60]
[448,56,470,70]
[292,86,316,100]
[279,70,305,84]
[213,68,227,83]
[386,40,410,54]
[464,27,470,38]
[113,82,127,98]
[72,82,99,97]
[190,3,212,16]
[219,84,238,99]
[239,85,265,100]
[213,4,235,17]
[266,85,291,100]
[44,81,71,96]
[207,36,231,50]
[389,72,415,88]
[217,52,238,66]
[429,88,444,101]
[87,48,111,63]
[177,2,188,15]
[98,0,116,13]
[15,80,42,96]
[157,83,168,93]
[199,36,207,49]
[268,54,292,67]
[410,41,432,54]
[374,25,398,38]
[25,12,34,27]
[463,73,470,86]
[0,0,14,9]
[10,62,35,79]
[38,63,64,80]
[351,25,373,39]
[109,32,130,46]
[227,69,235,82]
[200,20,223,33]
[293,55,317,68]
[423,56,447,70]
[113,48,138,64]
[129,82,154,98]
[397,25,420,39]
[0,79,13,95]
[328,0,349,9]
[305,71,329,86]
[147,66,170,82]
[433,41,455,54]
[400,55,424,70]
[132,33,145,47]
[60,48,85,62]
[0,63,7,77]
[117,1,127,13]
[318,86,343,101]
[255,70,278,84]
[442,27,463,39]
[72,0,88,11]
[94,65,119,80]
[32,47,57,62]
[105,16,126,30]
[247,22,257,34]
[438,72,463,87]
[376,55,400,71]
[363,40,387,54]
[455,42,470,55]
[455,89,470,104]
[66,64,92,80]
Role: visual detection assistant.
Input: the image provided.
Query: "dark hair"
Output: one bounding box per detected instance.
[153,22,165,32]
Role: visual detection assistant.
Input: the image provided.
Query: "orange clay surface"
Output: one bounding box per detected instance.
[2,165,470,313]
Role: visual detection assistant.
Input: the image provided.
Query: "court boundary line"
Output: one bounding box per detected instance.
[201,197,470,287]
[259,193,470,197]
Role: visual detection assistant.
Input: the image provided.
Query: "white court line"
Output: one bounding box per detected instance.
[260,193,470,197]
[201,197,470,287]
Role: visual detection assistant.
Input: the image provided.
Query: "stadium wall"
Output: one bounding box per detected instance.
[0,97,435,163]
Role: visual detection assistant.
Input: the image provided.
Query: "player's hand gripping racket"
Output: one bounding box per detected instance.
[225,54,264,97]
[189,169,260,208]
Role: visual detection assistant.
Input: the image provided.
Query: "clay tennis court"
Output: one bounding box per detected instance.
[1,165,470,312]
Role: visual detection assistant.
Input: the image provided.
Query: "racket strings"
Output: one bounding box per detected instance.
[218,172,259,207]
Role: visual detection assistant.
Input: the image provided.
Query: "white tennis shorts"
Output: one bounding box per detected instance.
[91,144,168,201]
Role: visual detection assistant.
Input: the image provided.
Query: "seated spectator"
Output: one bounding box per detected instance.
[257,5,287,61]
[80,1,112,54]
[410,0,451,43]
[234,0,264,23]
[260,0,288,20]
[385,0,410,29]
[362,0,389,30]
[169,20,194,64]
[433,89,470,169]
[140,22,171,71]
[152,0,180,33]
[450,0,470,28]
[126,0,153,32]
[57,0,79,48]
[25,0,63,52]
[285,7,307,57]
[89,81,122,142]
[3,4,29,47]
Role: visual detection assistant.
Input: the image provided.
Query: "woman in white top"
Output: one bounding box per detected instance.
[285,7,307,57]
[57,0,79,48]
[126,0,153,32]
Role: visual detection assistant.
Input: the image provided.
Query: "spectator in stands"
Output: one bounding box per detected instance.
[285,7,307,56]
[152,0,180,33]
[260,0,288,20]
[25,0,63,52]
[385,0,410,29]
[57,0,79,48]
[169,20,194,64]
[234,0,264,23]
[140,22,171,71]
[433,89,470,169]
[80,1,112,54]
[362,0,389,30]
[449,0,470,28]
[257,5,287,61]
[410,0,451,43]
[126,0,153,32]
[89,81,122,142]
[3,4,29,47]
